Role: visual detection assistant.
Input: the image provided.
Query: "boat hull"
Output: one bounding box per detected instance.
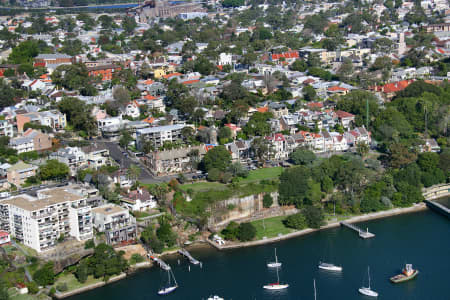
[263,284,289,290]
[158,286,177,295]
[358,287,378,297]
[390,270,419,283]
[318,264,342,272]
[267,262,282,268]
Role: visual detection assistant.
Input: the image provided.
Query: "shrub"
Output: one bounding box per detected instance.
[84,239,95,249]
[284,213,307,230]
[262,194,273,208]
[221,221,239,240]
[303,206,325,229]
[129,254,145,265]
[33,262,55,286]
[237,222,256,242]
[27,281,39,294]
[56,283,68,292]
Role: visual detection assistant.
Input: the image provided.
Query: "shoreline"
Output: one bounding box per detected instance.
[57,203,428,299]
[208,203,428,250]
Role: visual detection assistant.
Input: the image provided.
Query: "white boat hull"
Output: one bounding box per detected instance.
[318,264,342,272]
[263,284,289,290]
[358,287,378,297]
[267,262,282,268]
[158,286,177,295]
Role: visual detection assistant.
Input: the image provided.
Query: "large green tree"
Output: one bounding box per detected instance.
[202,146,232,172]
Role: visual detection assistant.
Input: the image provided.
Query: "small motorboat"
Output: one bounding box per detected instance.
[318,262,342,272]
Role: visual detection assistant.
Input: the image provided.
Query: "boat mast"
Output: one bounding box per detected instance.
[171,269,178,286]
[275,248,278,264]
[276,265,280,284]
[314,279,317,300]
[368,266,371,289]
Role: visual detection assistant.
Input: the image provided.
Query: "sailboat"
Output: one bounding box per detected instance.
[263,264,289,290]
[267,248,282,268]
[158,269,178,295]
[358,266,378,297]
[318,261,342,272]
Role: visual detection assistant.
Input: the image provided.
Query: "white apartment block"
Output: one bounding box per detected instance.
[136,124,185,150]
[0,120,13,137]
[92,204,136,245]
[0,185,100,252]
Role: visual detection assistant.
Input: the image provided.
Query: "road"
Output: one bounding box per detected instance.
[98,141,168,184]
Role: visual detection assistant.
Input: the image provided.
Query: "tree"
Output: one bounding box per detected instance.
[221,221,239,240]
[218,126,232,144]
[33,262,55,286]
[202,146,231,172]
[8,40,39,64]
[122,16,137,34]
[0,79,21,109]
[290,59,308,72]
[278,166,311,207]
[39,160,69,181]
[303,206,324,228]
[75,261,88,283]
[156,216,177,247]
[303,85,316,101]
[113,86,131,108]
[289,149,316,165]
[58,97,97,135]
[243,112,273,137]
[389,143,417,169]
[284,213,307,229]
[119,130,133,148]
[237,222,256,242]
[251,137,270,162]
[222,0,244,8]
[263,194,273,208]
[356,142,369,158]
[417,152,439,172]
[0,278,9,300]
[127,164,141,182]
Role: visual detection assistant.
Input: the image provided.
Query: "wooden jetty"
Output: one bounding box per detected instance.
[340,221,375,239]
[178,249,200,265]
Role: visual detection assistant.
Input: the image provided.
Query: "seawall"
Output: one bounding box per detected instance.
[208,203,427,250]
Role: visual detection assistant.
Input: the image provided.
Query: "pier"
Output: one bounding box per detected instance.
[178,249,200,265]
[340,221,375,239]
[149,255,171,270]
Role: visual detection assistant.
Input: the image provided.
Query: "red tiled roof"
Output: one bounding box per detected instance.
[182,79,200,85]
[163,72,182,79]
[34,62,46,67]
[143,116,155,124]
[328,86,348,92]
[144,94,156,100]
[373,80,414,93]
[257,107,269,113]
[307,102,323,108]
[272,51,299,61]
[335,110,354,119]
[0,230,9,237]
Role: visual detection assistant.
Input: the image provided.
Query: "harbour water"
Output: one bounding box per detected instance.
[69,209,449,300]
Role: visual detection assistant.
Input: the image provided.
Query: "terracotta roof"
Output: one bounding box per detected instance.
[373,80,414,93]
[144,94,156,100]
[182,79,200,85]
[272,51,299,60]
[328,86,348,92]
[335,110,354,119]
[257,107,269,113]
[307,102,323,108]
[163,72,182,79]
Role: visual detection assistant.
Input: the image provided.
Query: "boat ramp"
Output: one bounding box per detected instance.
[340,221,375,239]
[178,249,201,265]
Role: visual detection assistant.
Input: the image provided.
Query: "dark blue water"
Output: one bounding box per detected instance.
[69,210,450,300]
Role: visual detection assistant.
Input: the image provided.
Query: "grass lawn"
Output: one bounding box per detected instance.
[8,288,48,300]
[54,274,103,292]
[179,181,227,193]
[251,215,294,240]
[179,167,283,193]
[238,167,283,184]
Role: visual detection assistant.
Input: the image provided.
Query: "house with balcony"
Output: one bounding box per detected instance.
[92,204,137,246]
[0,186,95,252]
[121,187,157,211]
[0,120,13,137]
[16,110,66,133]
[50,147,87,175]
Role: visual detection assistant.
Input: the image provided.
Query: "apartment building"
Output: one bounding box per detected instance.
[136,124,185,150]
[0,186,100,252]
[16,110,67,133]
[9,129,52,154]
[92,204,137,246]
[0,120,14,137]
[50,147,86,175]
[87,64,121,81]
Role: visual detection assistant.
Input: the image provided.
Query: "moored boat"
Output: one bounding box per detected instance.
[390,264,419,283]
[318,262,342,272]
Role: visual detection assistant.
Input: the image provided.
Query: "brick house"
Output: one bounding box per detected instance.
[87,64,121,81]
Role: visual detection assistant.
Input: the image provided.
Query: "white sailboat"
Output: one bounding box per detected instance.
[158,269,178,295]
[267,248,282,268]
[358,266,378,297]
[263,265,289,290]
[318,261,342,272]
